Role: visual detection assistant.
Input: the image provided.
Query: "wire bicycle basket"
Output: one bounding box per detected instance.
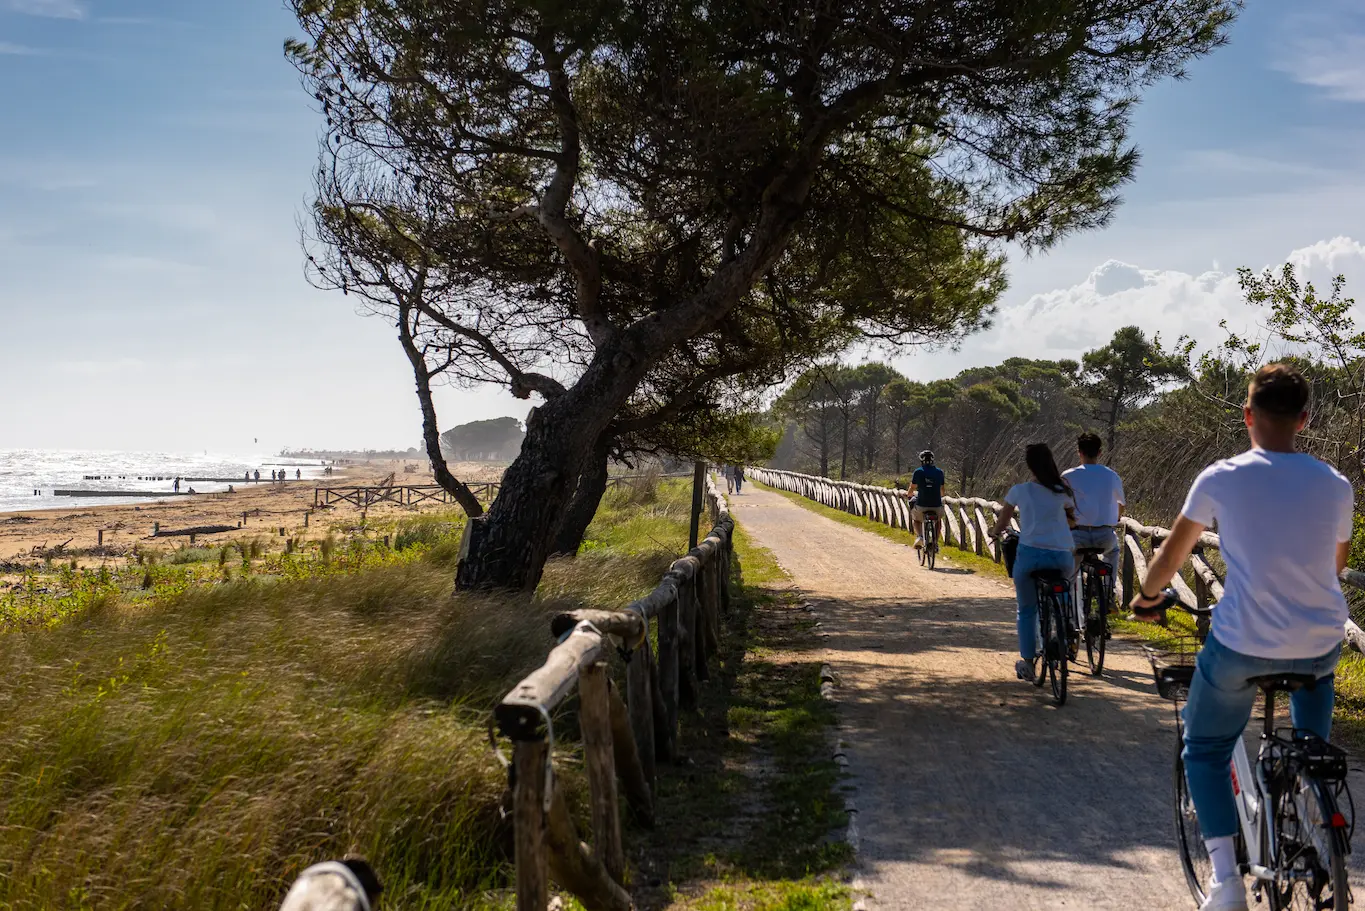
[1143,630,1202,703]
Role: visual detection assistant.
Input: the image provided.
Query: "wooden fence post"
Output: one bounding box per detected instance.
[657,592,680,752]
[1192,545,1209,612]
[578,662,625,885]
[607,679,654,826]
[688,462,705,549]
[648,640,673,761]
[513,740,549,911]
[677,573,699,710]
[624,625,657,788]
[1121,532,1136,607]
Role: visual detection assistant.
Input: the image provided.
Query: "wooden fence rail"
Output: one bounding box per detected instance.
[748,466,1365,652]
[493,473,734,911]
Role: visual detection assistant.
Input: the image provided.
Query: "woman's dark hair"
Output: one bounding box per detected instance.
[1025,443,1072,497]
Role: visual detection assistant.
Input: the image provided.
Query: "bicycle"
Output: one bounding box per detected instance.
[1076,546,1114,677]
[1032,567,1073,705]
[1145,591,1354,910]
[918,509,939,570]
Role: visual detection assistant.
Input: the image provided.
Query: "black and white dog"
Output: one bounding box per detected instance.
[279,858,382,911]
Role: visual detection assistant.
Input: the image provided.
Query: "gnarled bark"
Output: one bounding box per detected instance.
[551,438,611,557]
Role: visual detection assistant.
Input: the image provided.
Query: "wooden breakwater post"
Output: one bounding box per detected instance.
[97,530,103,546]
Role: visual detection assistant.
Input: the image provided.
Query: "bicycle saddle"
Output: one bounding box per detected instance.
[1248,673,1318,693]
[1076,547,1108,557]
[1030,568,1068,582]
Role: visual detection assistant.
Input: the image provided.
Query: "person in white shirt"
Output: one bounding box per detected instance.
[989,443,1077,683]
[1132,363,1353,911]
[1063,431,1125,596]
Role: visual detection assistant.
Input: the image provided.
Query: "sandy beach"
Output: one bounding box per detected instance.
[0,460,505,570]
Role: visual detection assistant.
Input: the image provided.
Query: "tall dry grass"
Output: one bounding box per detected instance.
[0,481,695,910]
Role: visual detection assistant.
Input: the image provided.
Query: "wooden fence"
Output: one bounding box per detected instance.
[492,474,734,911]
[315,474,692,510]
[313,483,501,508]
[748,467,1365,652]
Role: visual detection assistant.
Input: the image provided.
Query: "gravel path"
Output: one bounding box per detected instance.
[731,487,1226,910]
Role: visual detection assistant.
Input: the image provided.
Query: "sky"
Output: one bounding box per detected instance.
[0,1,1362,452]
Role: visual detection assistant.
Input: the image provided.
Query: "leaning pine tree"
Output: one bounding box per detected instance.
[287,0,1236,591]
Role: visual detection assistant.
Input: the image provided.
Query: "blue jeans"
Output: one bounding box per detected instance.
[1182,634,1341,838]
[1011,544,1074,660]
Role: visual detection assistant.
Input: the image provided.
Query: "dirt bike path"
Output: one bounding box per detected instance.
[731,486,1218,910]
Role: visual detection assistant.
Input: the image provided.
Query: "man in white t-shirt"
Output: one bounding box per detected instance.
[1132,363,1353,911]
[1062,431,1125,593]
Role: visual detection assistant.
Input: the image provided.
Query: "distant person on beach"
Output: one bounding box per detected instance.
[228,485,235,493]
[254,469,260,482]
[173,477,180,493]
[296,469,302,480]
[245,470,250,482]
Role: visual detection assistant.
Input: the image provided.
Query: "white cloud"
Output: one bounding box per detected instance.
[3,0,86,19]
[894,238,1365,382]
[1287,236,1365,283]
[0,41,43,55]
[1276,5,1365,103]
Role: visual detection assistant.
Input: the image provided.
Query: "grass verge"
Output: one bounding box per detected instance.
[0,482,696,911]
[635,521,852,911]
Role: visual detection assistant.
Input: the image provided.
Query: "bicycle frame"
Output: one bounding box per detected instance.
[1183,693,1290,885]
[1077,557,1113,627]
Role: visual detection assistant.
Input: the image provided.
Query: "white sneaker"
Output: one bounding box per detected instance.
[1199,877,1247,911]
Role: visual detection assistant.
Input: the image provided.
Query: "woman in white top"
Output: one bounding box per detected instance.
[990,443,1077,683]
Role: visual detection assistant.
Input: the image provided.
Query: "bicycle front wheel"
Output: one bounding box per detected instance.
[1266,775,1350,911]
[1173,744,1213,906]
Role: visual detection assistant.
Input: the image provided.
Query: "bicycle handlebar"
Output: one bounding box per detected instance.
[1136,587,1213,624]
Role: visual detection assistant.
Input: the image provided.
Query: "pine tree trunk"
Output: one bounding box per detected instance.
[840,417,849,480]
[551,440,611,557]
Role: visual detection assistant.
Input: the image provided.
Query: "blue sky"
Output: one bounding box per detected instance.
[0,1,1362,451]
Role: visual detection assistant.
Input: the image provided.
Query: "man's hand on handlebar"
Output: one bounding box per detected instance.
[1129,588,1179,624]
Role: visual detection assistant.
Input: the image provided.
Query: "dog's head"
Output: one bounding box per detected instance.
[279,858,382,911]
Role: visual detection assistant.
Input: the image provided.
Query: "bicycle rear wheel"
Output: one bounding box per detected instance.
[1033,588,1050,689]
[926,524,937,570]
[1040,593,1068,705]
[1266,775,1350,911]
[1084,570,1109,677]
[1173,744,1213,906]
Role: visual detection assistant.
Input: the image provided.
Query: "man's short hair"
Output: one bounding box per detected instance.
[1248,363,1310,422]
[1077,432,1102,459]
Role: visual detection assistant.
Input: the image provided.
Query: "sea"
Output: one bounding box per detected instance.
[0,449,332,514]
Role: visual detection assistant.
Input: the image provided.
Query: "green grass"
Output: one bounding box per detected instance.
[753,480,1008,580]
[0,478,850,911]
